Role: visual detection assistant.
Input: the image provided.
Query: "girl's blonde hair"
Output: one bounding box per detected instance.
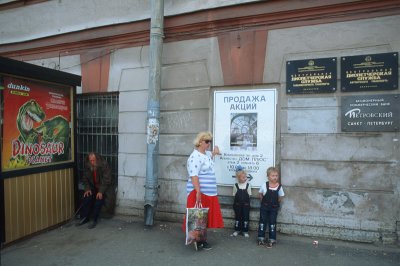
[193,131,213,147]
[236,169,246,179]
[266,166,279,177]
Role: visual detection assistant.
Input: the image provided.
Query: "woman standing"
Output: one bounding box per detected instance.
[185,131,224,250]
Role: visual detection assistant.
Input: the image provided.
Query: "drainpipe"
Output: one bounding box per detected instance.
[144,0,164,226]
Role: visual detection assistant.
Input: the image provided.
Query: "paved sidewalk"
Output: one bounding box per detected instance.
[1,216,399,266]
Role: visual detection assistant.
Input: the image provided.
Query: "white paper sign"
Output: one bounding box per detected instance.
[213,89,277,187]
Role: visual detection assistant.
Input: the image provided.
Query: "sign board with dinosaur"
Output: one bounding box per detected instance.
[2,76,72,171]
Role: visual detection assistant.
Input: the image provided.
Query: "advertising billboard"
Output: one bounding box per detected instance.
[213,88,277,187]
[2,76,72,171]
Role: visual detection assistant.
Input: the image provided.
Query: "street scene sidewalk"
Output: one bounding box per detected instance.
[1,216,399,266]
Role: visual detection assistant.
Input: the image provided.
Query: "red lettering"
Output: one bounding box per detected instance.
[58,142,64,155]
[11,140,66,157]
[12,139,21,157]
[33,143,40,155]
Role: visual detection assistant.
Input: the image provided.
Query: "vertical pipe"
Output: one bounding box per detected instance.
[144,0,164,226]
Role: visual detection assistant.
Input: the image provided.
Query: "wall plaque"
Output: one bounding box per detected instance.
[286,57,337,94]
[341,94,399,132]
[341,52,398,92]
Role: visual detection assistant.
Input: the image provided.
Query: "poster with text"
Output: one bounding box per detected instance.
[2,76,72,171]
[213,89,277,187]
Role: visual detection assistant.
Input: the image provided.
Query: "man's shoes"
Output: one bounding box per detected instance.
[266,241,273,248]
[75,217,89,226]
[243,232,250,238]
[88,221,97,229]
[199,241,212,250]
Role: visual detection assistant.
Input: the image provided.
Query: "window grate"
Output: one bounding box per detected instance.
[76,93,118,183]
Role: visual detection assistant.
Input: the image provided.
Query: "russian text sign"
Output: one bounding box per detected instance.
[213,89,277,187]
[341,52,398,92]
[286,57,337,94]
[341,94,399,132]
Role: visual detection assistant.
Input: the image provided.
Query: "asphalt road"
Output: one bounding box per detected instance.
[1,216,399,266]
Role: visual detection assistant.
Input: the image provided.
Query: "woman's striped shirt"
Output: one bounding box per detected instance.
[186,149,217,196]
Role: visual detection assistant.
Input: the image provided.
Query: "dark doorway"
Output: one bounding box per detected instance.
[76,93,118,183]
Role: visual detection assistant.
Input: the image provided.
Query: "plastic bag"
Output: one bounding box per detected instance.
[185,203,209,245]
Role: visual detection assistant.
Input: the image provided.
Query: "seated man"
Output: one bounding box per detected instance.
[76,152,114,229]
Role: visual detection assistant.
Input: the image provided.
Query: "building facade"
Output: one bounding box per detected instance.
[1,0,399,244]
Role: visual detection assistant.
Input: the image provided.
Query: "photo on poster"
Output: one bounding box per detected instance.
[230,113,257,151]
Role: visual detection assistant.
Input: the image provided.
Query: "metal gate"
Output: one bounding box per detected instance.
[76,93,119,182]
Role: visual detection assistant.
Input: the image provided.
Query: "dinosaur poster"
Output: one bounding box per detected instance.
[2,76,72,170]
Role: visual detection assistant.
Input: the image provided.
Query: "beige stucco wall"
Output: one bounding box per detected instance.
[266,15,400,243]
[0,0,261,44]
[114,37,224,220]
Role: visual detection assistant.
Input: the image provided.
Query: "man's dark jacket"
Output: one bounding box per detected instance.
[82,154,116,217]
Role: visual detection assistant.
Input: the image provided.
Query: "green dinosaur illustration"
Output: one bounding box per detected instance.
[9,99,70,168]
[17,99,46,143]
[35,115,70,161]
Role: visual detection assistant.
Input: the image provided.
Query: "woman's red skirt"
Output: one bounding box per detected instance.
[182,190,224,231]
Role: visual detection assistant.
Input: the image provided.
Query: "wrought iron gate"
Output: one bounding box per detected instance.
[76,93,119,182]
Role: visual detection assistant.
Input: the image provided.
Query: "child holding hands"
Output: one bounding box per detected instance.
[257,167,285,248]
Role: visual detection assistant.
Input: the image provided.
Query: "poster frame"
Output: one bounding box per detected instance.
[212,87,277,188]
[1,73,76,178]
